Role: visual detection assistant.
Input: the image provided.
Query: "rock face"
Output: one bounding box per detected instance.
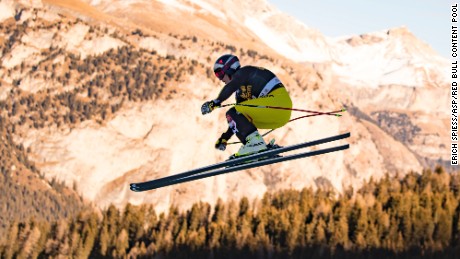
[0,0,451,211]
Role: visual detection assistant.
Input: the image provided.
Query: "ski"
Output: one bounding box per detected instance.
[131,144,349,191]
[130,132,350,192]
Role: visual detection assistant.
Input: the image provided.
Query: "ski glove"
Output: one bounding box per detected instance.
[215,137,227,151]
[201,100,220,115]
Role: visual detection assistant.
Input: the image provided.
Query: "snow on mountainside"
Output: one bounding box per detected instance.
[245,15,331,63]
[330,27,449,88]
[241,3,449,88]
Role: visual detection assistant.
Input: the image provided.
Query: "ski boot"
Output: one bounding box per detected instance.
[228,131,267,160]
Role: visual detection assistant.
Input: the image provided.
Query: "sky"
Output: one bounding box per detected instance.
[267,0,452,58]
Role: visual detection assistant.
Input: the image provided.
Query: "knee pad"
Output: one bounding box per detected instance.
[226,108,240,134]
[226,114,239,134]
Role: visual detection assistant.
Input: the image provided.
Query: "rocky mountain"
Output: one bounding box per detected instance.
[0,0,451,212]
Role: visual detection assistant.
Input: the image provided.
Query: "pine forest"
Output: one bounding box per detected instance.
[1,167,459,259]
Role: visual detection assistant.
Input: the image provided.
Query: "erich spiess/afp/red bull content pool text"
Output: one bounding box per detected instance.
[452,3,458,165]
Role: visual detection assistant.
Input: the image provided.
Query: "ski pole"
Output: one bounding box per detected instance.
[288,108,346,121]
[220,103,344,117]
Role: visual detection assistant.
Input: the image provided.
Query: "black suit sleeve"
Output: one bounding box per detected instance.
[216,73,243,102]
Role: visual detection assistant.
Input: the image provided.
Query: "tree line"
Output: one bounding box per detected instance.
[1,167,459,259]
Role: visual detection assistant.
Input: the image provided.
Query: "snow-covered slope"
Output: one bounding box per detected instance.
[329,27,449,88]
[241,2,449,88]
[244,15,331,62]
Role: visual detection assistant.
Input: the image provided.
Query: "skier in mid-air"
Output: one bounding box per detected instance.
[201,54,293,157]
[131,55,348,191]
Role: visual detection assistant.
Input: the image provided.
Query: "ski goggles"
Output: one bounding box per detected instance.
[214,68,225,80]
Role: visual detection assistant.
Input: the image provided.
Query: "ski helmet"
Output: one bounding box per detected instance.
[213,54,240,80]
